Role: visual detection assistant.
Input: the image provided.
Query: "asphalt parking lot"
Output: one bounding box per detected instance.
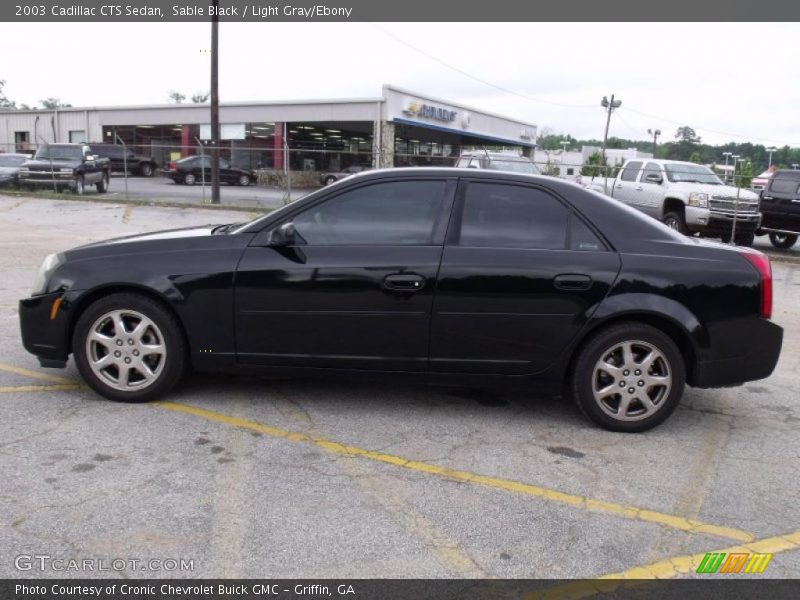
[1,194,800,589]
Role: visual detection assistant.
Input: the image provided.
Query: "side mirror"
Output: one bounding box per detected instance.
[645,173,662,184]
[269,221,296,246]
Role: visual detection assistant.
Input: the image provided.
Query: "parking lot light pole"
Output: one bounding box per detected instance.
[648,128,661,157]
[766,146,777,168]
[600,95,621,194]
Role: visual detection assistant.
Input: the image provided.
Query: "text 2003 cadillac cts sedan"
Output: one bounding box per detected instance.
[20,168,783,432]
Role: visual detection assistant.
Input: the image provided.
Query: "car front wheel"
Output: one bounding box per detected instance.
[140,163,154,177]
[238,174,251,186]
[324,175,337,185]
[570,322,685,432]
[769,233,798,249]
[184,173,196,185]
[662,211,688,235]
[72,293,186,402]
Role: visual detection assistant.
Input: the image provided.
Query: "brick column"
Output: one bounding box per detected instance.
[181,125,191,157]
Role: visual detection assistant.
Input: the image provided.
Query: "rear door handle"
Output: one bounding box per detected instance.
[553,274,593,291]
[383,273,426,292]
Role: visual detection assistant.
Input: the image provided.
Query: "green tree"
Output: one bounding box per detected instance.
[675,126,701,143]
[0,79,16,108]
[168,91,186,104]
[689,151,702,164]
[736,161,753,189]
[191,92,209,103]
[580,151,607,177]
[40,97,71,109]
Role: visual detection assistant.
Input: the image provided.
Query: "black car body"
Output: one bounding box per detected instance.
[758,169,800,249]
[19,168,782,431]
[0,153,30,187]
[163,155,255,186]
[88,143,158,177]
[17,144,111,194]
[320,165,370,186]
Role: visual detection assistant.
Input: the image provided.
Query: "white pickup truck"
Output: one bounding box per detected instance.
[587,159,761,245]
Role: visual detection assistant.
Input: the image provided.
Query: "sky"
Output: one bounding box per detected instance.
[1,22,798,147]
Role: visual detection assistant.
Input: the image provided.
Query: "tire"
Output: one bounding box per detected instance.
[139,163,154,177]
[735,232,755,247]
[237,174,251,186]
[662,211,688,235]
[72,175,84,195]
[72,292,186,403]
[324,176,337,186]
[184,173,196,185]
[570,322,686,432]
[95,172,109,193]
[769,233,798,249]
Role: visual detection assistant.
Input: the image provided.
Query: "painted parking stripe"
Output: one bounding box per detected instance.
[0,362,76,384]
[0,384,83,393]
[155,401,754,543]
[525,528,800,599]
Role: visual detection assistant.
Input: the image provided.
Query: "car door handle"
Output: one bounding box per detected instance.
[553,274,593,291]
[383,273,426,292]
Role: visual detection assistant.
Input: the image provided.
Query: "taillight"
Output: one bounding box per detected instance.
[739,250,773,319]
[167,162,176,171]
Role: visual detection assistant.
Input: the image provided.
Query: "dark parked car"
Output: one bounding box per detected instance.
[19,168,782,432]
[17,144,110,194]
[320,165,370,186]
[757,169,800,249]
[0,153,30,187]
[163,155,255,186]
[88,143,158,177]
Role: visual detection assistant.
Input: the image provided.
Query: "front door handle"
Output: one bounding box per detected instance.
[553,273,593,291]
[383,273,426,292]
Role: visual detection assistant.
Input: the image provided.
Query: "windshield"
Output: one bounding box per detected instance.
[487,159,542,175]
[664,163,723,185]
[34,146,83,161]
[0,155,26,167]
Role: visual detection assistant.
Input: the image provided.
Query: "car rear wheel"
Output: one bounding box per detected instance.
[324,175,337,185]
[570,322,685,432]
[140,163,154,177]
[238,174,251,186]
[184,173,196,185]
[72,293,186,402]
[95,173,109,193]
[769,233,798,249]
[662,211,688,235]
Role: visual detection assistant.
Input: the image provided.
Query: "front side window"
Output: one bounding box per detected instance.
[292,180,446,246]
[640,162,662,183]
[458,183,569,250]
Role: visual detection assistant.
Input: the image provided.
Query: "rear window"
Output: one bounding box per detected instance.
[769,174,800,196]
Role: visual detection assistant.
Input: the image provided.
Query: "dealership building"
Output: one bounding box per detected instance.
[0,85,537,172]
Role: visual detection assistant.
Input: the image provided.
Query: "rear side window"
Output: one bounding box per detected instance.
[620,161,642,182]
[769,174,800,195]
[457,183,569,250]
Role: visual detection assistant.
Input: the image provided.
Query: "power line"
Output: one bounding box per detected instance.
[370,24,596,110]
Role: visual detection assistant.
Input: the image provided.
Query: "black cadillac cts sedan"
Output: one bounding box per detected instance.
[19,168,783,431]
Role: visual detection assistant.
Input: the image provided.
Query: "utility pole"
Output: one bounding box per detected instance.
[766,146,777,168]
[210,0,221,204]
[600,94,621,193]
[648,128,661,157]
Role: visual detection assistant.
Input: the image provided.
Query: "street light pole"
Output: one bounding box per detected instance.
[766,146,777,168]
[648,128,661,157]
[209,0,221,204]
[600,94,621,194]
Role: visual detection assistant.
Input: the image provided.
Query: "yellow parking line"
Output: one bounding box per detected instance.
[0,384,83,393]
[121,205,134,224]
[0,363,76,384]
[525,528,800,599]
[155,401,754,543]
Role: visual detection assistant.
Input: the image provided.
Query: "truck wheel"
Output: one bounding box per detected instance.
[184,173,196,185]
[237,174,251,186]
[95,173,109,193]
[140,163,154,177]
[324,175,337,186]
[735,232,755,247]
[72,175,85,195]
[570,322,685,432]
[769,233,798,249]
[662,211,688,235]
[72,292,186,402]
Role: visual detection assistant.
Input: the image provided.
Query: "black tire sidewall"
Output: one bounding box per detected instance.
[769,233,798,249]
[325,176,336,185]
[184,174,196,185]
[663,211,688,235]
[571,323,686,432]
[72,293,185,402]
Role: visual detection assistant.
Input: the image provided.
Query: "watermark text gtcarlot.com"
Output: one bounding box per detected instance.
[15,554,194,572]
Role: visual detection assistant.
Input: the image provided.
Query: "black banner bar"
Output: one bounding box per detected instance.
[2,0,800,22]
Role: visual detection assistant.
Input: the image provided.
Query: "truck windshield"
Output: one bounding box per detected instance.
[34,146,83,161]
[664,164,723,185]
[487,160,542,175]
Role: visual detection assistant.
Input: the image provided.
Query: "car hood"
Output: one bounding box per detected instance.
[667,181,759,200]
[70,225,222,252]
[0,167,19,176]
[22,159,82,170]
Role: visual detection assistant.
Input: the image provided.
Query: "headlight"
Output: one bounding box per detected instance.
[688,192,709,208]
[31,253,63,296]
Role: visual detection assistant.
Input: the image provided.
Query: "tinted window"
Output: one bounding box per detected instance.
[620,162,642,182]
[570,216,605,252]
[292,180,446,246]
[458,183,568,250]
[770,177,800,195]
[641,162,661,182]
